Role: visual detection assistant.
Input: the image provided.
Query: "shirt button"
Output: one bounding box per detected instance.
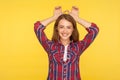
[64,65,66,68]
[64,69,66,73]
[64,78,66,80]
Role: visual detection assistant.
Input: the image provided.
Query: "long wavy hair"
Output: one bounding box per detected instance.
[52,14,79,42]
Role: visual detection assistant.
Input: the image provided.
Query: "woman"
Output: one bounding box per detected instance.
[34,6,99,80]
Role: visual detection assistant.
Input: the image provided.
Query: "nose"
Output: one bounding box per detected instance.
[63,27,67,33]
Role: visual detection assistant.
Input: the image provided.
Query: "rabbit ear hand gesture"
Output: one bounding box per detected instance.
[53,6,63,20]
[53,6,80,21]
[69,6,79,21]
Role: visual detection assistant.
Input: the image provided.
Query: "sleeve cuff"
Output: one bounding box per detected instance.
[34,21,45,30]
[85,23,97,31]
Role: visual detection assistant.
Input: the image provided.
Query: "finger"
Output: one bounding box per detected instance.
[72,6,79,10]
[55,6,61,9]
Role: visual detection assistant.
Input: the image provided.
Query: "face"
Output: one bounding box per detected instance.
[57,19,74,41]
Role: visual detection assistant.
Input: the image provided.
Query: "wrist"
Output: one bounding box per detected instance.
[75,16,80,23]
[52,15,59,21]
[52,16,56,21]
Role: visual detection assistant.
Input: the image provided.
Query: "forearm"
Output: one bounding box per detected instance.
[76,17,91,28]
[41,16,56,26]
[80,23,99,52]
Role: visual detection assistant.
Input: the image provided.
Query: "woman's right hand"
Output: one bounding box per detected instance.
[40,6,62,26]
[53,6,62,20]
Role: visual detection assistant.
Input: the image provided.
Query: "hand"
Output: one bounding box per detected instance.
[69,6,79,21]
[53,6,62,20]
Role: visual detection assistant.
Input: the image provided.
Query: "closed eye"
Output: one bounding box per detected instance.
[58,25,64,28]
[67,26,72,29]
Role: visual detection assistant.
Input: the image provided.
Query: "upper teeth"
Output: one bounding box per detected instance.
[62,34,68,37]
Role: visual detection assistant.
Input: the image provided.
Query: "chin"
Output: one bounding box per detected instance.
[60,37,70,40]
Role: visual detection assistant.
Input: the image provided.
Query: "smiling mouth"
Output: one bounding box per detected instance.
[61,33,69,37]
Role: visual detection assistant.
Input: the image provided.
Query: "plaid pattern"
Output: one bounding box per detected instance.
[34,21,99,80]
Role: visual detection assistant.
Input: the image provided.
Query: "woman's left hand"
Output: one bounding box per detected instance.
[69,6,79,21]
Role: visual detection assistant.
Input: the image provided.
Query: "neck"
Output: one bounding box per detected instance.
[60,39,70,46]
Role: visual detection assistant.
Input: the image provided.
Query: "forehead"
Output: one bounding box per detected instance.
[58,19,73,26]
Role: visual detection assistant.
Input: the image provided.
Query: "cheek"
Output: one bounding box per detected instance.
[69,29,74,34]
[57,29,61,35]
[57,29,63,33]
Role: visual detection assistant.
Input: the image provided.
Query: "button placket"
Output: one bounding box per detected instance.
[63,64,67,79]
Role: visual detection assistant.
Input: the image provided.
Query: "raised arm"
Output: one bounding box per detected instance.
[41,6,62,26]
[69,6,99,54]
[69,6,92,28]
[34,6,62,53]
